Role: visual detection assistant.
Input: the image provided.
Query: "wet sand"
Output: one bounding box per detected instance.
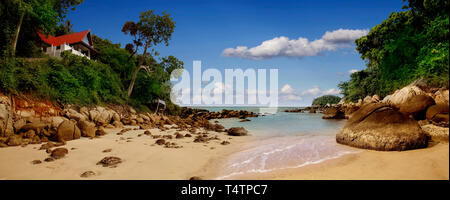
[224,142,449,180]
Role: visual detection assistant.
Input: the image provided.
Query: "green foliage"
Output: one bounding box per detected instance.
[342,0,449,102]
[312,95,341,106]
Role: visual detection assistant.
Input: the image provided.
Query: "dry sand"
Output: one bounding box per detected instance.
[1,126,448,180]
[0,125,250,180]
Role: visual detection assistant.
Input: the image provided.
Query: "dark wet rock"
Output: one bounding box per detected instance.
[80,171,96,178]
[175,133,184,139]
[97,156,122,167]
[144,130,151,135]
[184,134,192,137]
[227,127,248,136]
[189,176,202,180]
[102,148,112,153]
[51,148,68,159]
[336,103,428,151]
[31,160,42,164]
[44,157,55,162]
[221,141,230,145]
[155,139,166,145]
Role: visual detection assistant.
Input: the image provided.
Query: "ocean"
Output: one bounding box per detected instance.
[194,106,360,179]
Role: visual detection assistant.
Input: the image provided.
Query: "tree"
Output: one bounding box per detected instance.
[122,10,176,97]
[312,95,341,106]
[1,0,82,57]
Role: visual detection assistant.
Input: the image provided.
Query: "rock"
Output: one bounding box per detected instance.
[80,171,96,178]
[56,120,81,142]
[175,133,184,139]
[144,130,151,135]
[434,89,449,105]
[227,127,248,136]
[0,95,14,137]
[336,103,428,151]
[102,148,112,153]
[48,117,67,129]
[309,108,316,113]
[96,126,108,136]
[112,121,124,128]
[322,107,345,119]
[189,176,202,180]
[39,142,54,150]
[77,120,96,138]
[64,109,87,122]
[184,134,192,137]
[0,142,7,148]
[239,119,251,122]
[384,84,435,116]
[97,156,122,167]
[105,124,115,129]
[51,148,69,159]
[13,119,26,132]
[221,141,230,145]
[31,160,42,165]
[426,104,449,125]
[6,135,22,146]
[421,124,449,142]
[155,139,166,145]
[44,157,55,162]
[96,109,113,125]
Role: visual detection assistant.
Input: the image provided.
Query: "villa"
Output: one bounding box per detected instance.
[38,30,97,59]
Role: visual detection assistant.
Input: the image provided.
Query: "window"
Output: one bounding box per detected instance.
[56,46,61,50]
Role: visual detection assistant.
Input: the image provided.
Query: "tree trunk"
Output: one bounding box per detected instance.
[155,100,160,114]
[12,11,25,57]
[127,42,150,97]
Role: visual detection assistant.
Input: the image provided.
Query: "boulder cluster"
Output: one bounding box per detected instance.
[0,95,251,148]
[336,81,449,151]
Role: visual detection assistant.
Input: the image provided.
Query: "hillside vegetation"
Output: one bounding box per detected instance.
[339,0,449,102]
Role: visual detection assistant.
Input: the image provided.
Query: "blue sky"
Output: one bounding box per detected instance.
[67,0,404,106]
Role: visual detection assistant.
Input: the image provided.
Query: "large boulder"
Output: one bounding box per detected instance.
[77,120,96,138]
[56,120,81,142]
[64,109,87,122]
[322,107,345,119]
[426,104,449,125]
[0,95,14,137]
[227,127,248,136]
[383,84,435,116]
[336,103,428,151]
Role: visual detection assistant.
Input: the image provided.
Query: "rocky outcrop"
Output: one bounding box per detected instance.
[0,95,14,137]
[336,103,428,151]
[383,83,435,117]
[227,127,248,136]
[56,120,81,142]
[322,107,345,119]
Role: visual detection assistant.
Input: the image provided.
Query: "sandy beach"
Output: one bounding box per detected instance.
[223,142,449,180]
[0,125,250,180]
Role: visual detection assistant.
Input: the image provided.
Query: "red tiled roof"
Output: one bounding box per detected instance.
[38,30,91,46]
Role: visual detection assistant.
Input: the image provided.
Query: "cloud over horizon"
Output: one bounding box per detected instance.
[222,28,368,60]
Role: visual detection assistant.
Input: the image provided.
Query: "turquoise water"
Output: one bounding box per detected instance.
[194,107,360,179]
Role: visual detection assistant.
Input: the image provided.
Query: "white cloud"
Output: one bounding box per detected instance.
[301,86,322,96]
[322,88,341,95]
[280,84,294,94]
[222,28,368,60]
[348,69,359,74]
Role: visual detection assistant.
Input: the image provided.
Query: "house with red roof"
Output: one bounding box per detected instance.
[38,30,97,59]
